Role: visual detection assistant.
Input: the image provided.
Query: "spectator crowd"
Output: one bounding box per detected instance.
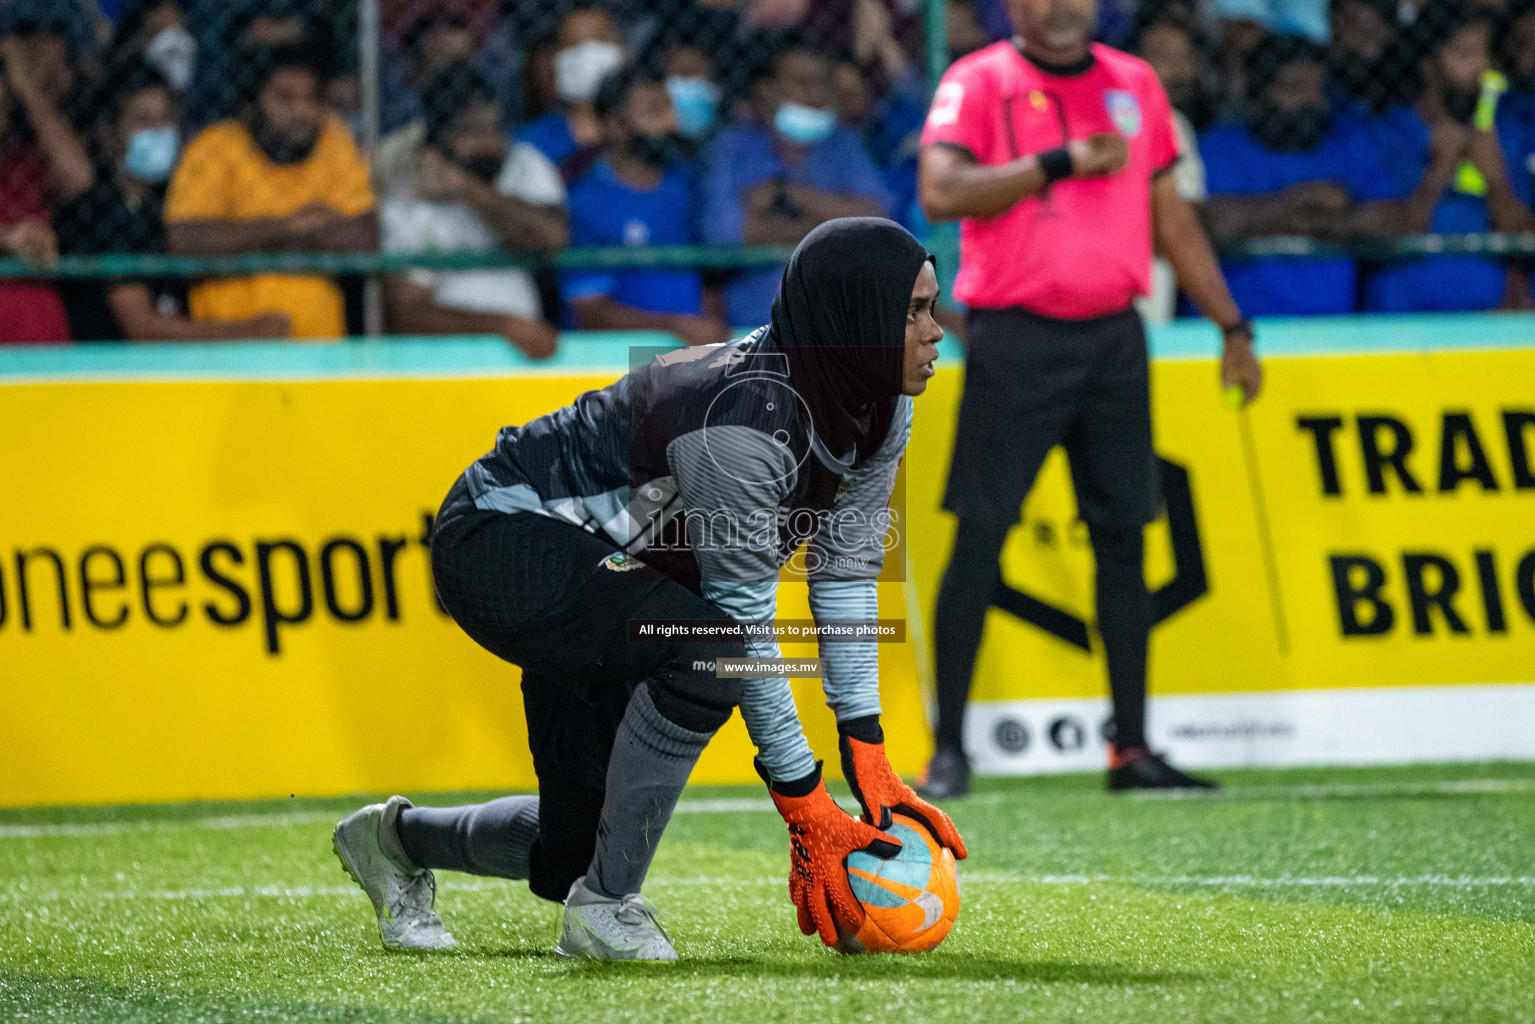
[3,0,1535,351]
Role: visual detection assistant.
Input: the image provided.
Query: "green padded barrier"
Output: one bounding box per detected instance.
[0,245,795,281]
[0,333,676,380]
[1,314,1531,382]
[4,234,1535,281]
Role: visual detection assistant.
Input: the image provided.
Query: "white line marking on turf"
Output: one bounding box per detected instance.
[959,871,1535,888]
[6,874,1535,906]
[670,798,775,814]
[0,779,1529,840]
[0,798,858,839]
[1129,778,1535,800]
[0,812,342,839]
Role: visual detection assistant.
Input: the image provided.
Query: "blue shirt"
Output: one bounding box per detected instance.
[1501,90,1535,210]
[1334,105,1507,313]
[562,160,703,320]
[701,124,893,327]
[515,111,579,168]
[1200,119,1391,316]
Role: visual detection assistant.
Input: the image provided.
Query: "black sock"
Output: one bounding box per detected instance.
[1091,524,1149,750]
[933,517,1013,753]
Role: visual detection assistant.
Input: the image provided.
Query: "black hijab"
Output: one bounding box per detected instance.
[767,218,931,468]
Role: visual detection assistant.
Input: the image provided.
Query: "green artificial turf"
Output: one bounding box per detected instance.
[2,763,1532,1023]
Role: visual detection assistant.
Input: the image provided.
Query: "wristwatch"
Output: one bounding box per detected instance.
[1221,318,1254,344]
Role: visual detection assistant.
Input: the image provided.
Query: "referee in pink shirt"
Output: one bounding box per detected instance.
[916,0,1262,796]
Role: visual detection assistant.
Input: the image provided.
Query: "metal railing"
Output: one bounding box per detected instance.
[0,244,799,281]
[4,235,1533,283]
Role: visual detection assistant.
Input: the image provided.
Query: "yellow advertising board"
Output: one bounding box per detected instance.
[905,342,1535,774]
[0,367,929,807]
[2,327,1533,806]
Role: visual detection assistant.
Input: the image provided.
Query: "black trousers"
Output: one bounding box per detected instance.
[430,481,745,901]
[933,307,1157,753]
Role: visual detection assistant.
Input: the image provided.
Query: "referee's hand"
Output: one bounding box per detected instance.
[1221,329,1263,405]
[1067,132,1129,177]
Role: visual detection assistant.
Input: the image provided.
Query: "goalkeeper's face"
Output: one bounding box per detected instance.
[900,261,943,397]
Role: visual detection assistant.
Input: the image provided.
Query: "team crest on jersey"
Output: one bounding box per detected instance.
[600,551,645,572]
[927,81,964,127]
[1105,90,1142,137]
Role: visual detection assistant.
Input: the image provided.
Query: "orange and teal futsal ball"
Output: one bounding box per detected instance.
[840,812,960,954]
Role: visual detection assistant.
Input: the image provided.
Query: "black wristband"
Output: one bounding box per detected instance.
[837,714,884,745]
[1039,147,1073,183]
[758,757,823,798]
[1222,318,1254,343]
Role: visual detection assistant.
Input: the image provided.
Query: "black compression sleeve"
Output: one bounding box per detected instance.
[1039,147,1074,183]
[837,715,884,744]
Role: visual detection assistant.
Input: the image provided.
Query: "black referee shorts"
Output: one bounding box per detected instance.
[943,306,1158,531]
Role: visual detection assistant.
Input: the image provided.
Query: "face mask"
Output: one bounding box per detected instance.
[773,101,837,146]
[554,40,623,103]
[665,76,719,139]
[1442,82,1481,124]
[455,151,505,183]
[1252,105,1331,151]
[628,130,686,169]
[124,125,179,183]
[144,25,196,93]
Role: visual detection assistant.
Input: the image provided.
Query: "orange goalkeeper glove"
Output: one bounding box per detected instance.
[838,717,969,860]
[759,760,902,946]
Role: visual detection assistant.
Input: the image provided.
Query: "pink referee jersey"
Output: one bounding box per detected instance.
[920,41,1180,319]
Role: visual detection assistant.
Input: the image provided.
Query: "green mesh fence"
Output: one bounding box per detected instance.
[5,0,1535,329]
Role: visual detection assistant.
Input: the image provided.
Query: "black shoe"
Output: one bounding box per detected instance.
[916,746,971,800]
[1107,747,1220,792]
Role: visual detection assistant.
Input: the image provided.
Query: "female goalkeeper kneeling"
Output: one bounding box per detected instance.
[332,218,967,960]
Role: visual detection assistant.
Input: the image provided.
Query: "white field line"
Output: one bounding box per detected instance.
[957,871,1535,888]
[0,812,343,839]
[0,797,846,839]
[0,778,1530,841]
[5,873,1534,907]
[670,798,777,814]
[1127,778,1535,801]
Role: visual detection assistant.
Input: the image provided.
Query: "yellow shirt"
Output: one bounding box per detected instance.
[165,116,375,340]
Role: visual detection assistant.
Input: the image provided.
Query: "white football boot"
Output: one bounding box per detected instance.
[332,796,457,951]
[556,877,677,961]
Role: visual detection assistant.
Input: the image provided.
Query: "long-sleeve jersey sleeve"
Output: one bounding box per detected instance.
[666,425,817,781]
[663,396,913,782]
[806,396,912,724]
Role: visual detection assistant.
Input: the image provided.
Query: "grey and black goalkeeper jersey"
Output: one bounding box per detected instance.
[452,328,911,780]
